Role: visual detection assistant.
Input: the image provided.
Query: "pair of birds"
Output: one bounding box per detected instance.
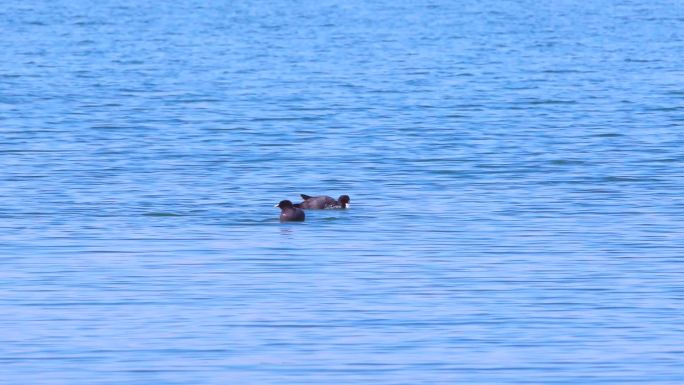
[276,194,350,222]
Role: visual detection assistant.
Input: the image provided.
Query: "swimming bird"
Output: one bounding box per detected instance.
[296,194,350,209]
[276,200,305,222]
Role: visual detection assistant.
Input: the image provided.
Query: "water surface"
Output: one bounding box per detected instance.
[2,1,684,384]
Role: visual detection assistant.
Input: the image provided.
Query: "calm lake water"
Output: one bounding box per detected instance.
[2,1,684,384]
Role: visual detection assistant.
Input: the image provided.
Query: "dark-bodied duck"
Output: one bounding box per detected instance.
[296,194,350,209]
[276,200,305,222]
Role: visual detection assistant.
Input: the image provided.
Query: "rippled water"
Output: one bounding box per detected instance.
[2,1,684,384]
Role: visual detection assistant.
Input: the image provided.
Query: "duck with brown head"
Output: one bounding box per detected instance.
[295,194,350,209]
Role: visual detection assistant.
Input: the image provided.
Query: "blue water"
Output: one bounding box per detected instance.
[2,1,684,384]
